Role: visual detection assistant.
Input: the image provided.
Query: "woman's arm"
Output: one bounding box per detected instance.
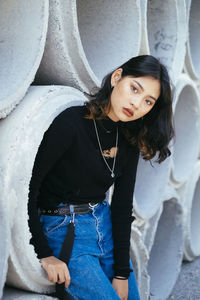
[110,145,140,277]
[111,146,139,300]
[28,108,76,259]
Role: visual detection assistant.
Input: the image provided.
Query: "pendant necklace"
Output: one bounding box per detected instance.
[93,119,118,178]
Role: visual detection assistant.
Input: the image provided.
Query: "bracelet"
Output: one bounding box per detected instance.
[114,276,128,280]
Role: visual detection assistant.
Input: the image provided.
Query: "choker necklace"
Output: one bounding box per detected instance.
[93,119,118,178]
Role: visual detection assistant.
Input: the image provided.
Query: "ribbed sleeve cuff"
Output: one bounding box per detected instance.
[113,265,133,278]
[30,237,53,259]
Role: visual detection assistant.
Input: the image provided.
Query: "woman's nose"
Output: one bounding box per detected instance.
[130,97,142,109]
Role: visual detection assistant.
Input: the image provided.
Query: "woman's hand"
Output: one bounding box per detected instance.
[112,277,128,300]
[40,256,71,288]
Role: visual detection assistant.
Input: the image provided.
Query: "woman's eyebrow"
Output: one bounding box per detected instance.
[132,79,144,91]
[132,79,157,101]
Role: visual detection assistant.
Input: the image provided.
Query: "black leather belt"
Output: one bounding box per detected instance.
[40,202,99,216]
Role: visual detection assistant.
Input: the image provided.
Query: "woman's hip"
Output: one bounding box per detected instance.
[39,199,114,258]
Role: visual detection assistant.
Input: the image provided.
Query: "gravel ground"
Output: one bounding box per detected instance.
[167,256,200,300]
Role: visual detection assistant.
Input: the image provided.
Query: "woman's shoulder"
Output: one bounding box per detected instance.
[58,104,87,119]
[53,104,88,127]
[42,104,87,141]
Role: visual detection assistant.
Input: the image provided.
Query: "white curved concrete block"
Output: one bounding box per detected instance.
[0,85,87,293]
[139,0,149,55]
[171,74,200,187]
[2,287,56,300]
[106,184,114,205]
[162,181,179,202]
[132,205,167,299]
[185,0,191,22]
[141,0,187,82]
[130,225,150,300]
[182,161,200,261]
[0,0,49,118]
[133,152,172,219]
[0,204,10,298]
[147,198,184,300]
[134,181,178,264]
[140,205,163,254]
[185,0,200,79]
[35,0,141,92]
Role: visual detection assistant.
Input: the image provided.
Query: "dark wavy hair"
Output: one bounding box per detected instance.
[83,55,174,163]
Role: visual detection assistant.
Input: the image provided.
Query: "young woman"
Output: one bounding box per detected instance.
[28,55,174,300]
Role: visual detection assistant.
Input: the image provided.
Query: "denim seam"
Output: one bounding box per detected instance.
[91,209,104,255]
[46,215,68,235]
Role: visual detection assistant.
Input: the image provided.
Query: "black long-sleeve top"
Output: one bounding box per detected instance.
[28,104,139,277]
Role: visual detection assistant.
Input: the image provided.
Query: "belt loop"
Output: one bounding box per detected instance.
[69,204,75,224]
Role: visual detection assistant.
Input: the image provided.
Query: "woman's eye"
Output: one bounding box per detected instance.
[132,86,138,93]
[145,99,152,105]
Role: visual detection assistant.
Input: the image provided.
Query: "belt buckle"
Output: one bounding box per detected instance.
[88,202,98,207]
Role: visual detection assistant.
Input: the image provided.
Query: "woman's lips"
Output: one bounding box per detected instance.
[122,107,134,117]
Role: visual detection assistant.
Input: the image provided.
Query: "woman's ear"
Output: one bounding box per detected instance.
[111,68,123,87]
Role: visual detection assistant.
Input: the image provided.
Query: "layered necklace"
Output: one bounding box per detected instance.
[93,119,118,178]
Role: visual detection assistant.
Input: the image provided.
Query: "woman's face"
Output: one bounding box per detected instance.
[108,68,161,122]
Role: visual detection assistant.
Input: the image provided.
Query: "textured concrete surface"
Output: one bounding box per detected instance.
[147,199,184,300]
[145,0,187,82]
[134,151,172,219]
[35,0,141,92]
[182,162,200,261]
[0,213,9,299]
[0,0,49,118]
[185,0,200,79]
[172,74,200,187]
[2,86,86,293]
[2,286,56,299]
[167,256,200,300]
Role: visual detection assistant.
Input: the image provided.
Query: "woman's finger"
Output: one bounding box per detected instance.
[64,272,71,288]
[47,269,57,283]
[57,270,66,284]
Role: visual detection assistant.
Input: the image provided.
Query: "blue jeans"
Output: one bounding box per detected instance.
[40,200,140,300]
